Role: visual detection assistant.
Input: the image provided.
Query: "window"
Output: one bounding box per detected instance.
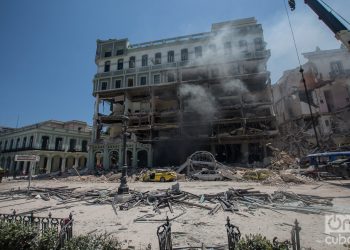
[104,61,110,72]
[128,78,134,87]
[117,59,124,70]
[129,56,135,68]
[254,37,264,51]
[140,76,147,85]
[115,80,121,88]
[116,49,124,55]
[41,136,49,150]
[325,120,330,127]
[155,53,161,64]
[4,141,7,150]
[82,140,88,152]
[153,74,160,84]
[224,42,232,54]
[195,46,202,58]
[239,40,248,51]
[101,82,107,90]
[209,44,216,53]
[29,136,33,148]
[55,137,63,150]
[69,139,76,151]
[9,139,13,150]
[15,138,20,149]
[104,51,112,57]
[181,49,188,61]
[167,72,175,82]
[167,51,174,63]
[22,137,27,148]
[330,61,344,74]
[142,55,148,66]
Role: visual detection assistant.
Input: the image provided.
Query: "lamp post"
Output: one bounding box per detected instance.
[118,115,129,194]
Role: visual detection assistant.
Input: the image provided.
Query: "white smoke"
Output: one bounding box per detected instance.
[179,84,217,117]
[221,79,247,95]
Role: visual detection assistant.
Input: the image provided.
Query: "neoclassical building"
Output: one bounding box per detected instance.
[0,120,91,175]
[89,17,277,169]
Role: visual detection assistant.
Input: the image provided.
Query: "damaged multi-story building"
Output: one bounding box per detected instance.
[273,46,350,156]
[88,17,278,170]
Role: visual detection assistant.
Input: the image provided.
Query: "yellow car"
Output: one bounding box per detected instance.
[142,169,177,182]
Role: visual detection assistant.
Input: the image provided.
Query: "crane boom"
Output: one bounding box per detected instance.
[304,0,350,51]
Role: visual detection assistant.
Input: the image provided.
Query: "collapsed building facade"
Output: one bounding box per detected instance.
[88,18,278,170]
[272,46,350,156]
[0,120,91,175]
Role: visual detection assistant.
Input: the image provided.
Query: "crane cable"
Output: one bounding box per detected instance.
[319,0,350,27]
[282,0,321,149]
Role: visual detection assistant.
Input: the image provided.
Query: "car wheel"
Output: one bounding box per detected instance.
[160,177,165,182]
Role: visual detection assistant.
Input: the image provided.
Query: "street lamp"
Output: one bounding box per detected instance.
[118,115,130,194]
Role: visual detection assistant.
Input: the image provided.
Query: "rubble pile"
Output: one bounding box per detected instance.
[267,145,298,170]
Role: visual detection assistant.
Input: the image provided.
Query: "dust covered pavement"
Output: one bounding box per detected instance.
[1,180,350,249]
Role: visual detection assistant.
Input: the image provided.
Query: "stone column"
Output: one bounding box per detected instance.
[61,157,66,172]
[46,156,52,173]
[75,156,80,168]
[103,147,109,170]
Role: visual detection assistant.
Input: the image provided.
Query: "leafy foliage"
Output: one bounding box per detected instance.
[62,233,121,250]
[237,234,289,250]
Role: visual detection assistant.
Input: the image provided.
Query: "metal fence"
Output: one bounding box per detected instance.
[0,210,73,249]
[157,217,172,250]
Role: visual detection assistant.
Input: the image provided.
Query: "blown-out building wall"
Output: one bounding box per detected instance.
[88,18,278,170]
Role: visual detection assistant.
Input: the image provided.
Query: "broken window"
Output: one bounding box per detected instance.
[239,40,248,51]
[128,78,134,87]
[140,76,147,85]
[142,55,148,66]
[115,79,121,88]
[181,49,188,61]
[41,136,49,150]
[55,137,63,150]
[155,52,161,64]
[82,140,88,152]
[224,42,232,54]
[69,139,76,151]
[195,46,202,58]
[129,56,135,68]
[167,72,175,82]
[101,82,107,90]
[168,51,174,63]
[153,74,160,84]
[104,51,112,57]
[22,137,27,148]
[117,59,123,70]
[104,61,110,72]
[254,37,264,51]
[116,49,124,55]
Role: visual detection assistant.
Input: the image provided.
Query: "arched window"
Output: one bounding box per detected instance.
[129,56,135,68]
[142,55,148,67]
[117,59,124,70]
[104,61,110,72]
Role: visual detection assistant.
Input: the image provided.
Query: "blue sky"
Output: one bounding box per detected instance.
[0,0,349,127]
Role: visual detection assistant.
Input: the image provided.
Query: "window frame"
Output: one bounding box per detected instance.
[181,48,188,61]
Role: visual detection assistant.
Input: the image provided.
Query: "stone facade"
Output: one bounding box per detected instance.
[0,120,91,175]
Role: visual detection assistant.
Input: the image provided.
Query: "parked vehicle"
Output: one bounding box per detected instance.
[191,169,223,181]
[301,151,350,179]
[142,169,177,182]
